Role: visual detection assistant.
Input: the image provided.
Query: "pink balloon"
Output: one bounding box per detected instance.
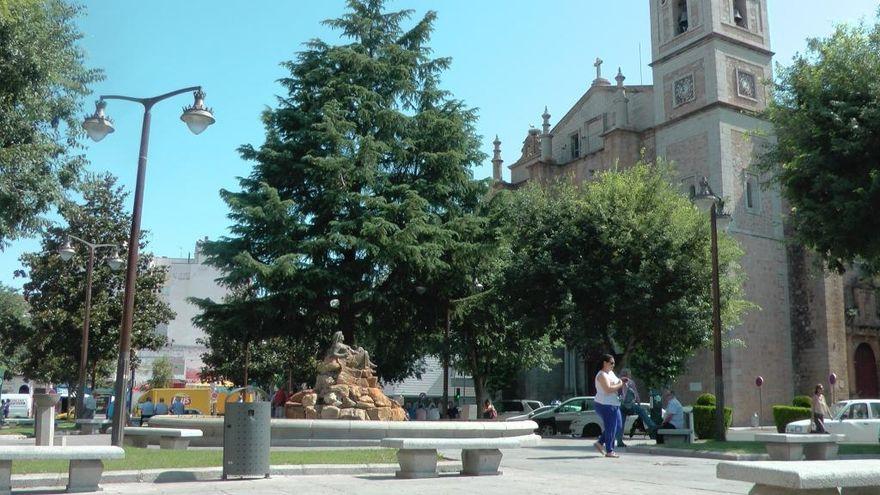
[755,376,764,387]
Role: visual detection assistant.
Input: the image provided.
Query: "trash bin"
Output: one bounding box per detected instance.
[222,386,271,480]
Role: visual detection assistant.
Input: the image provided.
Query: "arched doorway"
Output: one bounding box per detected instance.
[854,343,879,398]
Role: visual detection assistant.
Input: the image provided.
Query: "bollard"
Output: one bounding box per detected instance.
[33,392,60,446]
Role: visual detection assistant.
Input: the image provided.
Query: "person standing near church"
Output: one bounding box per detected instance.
[594,354,626,458]
[811,384,832,433]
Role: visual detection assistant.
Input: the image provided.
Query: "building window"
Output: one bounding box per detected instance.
[736,69,757,100]
[674,0,689,35]
[733,0,748,28]
[744,173,761,213]
[673,75,696,107]
[570,133,580,160]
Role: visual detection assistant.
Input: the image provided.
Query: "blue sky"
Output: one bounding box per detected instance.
[2,0,878,289]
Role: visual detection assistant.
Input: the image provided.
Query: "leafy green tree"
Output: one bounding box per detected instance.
[0,0,102,246]
[148,356,173,389]
[503,162,752,386]
[0,285,30,377]
[200,0,483,382]
[758,12,880,272]
[12,173,173,385]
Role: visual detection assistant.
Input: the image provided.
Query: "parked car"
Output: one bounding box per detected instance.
[495,400,544,420]
[531,396,638,437]
[785,399,880,444]
[506,404,555,422]
[569,402,645,438]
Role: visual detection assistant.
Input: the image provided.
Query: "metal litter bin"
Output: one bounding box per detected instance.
[222,386,271,480]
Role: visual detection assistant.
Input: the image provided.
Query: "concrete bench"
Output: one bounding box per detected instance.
[380,434,539,478]
[74,419,111,435]
[657,406,695,444]
[0,446,124,495]
[717,459,880,494]
[122,427,203,450]
[755,433,844,461]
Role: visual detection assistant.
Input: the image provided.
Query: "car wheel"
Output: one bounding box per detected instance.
[582,423,602,438]
[539,423,556,437]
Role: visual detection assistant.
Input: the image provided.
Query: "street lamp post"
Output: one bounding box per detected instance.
[82,87,215,446]
[58,235,123,419]
[693,176,731,441]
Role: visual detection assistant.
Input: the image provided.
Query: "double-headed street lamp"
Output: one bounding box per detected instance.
[692,176,731,441]
[58,235,124,419]
[82,87,215,446]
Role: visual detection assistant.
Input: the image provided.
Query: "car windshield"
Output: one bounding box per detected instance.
[831,401,848,420]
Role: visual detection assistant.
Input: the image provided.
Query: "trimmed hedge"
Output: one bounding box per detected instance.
[693,405,732,439]
[695,393,716,406]
[792,395,812,409]
[773,405,812,433]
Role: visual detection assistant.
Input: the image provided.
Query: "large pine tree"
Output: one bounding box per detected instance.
[200,0,484,381]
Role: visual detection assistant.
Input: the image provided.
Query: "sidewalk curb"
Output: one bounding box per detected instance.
[626,445,767,461]
[11,461,463,489]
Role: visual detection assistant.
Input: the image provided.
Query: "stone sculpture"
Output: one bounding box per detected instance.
[284,332,407,421]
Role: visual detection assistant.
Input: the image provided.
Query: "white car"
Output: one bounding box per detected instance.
[785,399,880,444]
[569,401,641,438]
[495,399,545,420]
[506,405,555,422]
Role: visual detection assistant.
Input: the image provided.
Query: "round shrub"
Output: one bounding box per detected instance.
[695,393,716,406]
[792,395,812,409]
[772,405,812,433]
[693,405,732,439]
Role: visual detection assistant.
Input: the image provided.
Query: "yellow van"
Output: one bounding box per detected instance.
[135,387,229,416]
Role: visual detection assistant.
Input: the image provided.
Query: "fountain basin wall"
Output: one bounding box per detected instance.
[147,416,539,447]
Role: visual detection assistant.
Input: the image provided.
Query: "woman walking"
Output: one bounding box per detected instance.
[811,384,832,433]
[594,354,626,458]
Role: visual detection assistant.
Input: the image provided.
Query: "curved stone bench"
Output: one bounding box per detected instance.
[380,434,540,478]
[74,419,111,435]
[754,433,844,461]
[122,427,203,450]
[717,460,880,494]
[148,416,538,447]
[0,446,124,494]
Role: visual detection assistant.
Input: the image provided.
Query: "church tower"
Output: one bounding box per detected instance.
[648,0,801,424]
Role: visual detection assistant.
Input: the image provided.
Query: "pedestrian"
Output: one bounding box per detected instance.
[106,396,115,420]
[617,369,656,446]
[427,400,441,421]
[811,384,832,433]
[272,387,288,418]
[482,399,498,419]
[447,401,460,419]
[139,397,155,424]
[155,397,169,415]
[171,396,186,415]
[2,399,8,419]
[594,353,625,458]
[415,401,427,421]
[83,394,97,419]
[656,389,684,444]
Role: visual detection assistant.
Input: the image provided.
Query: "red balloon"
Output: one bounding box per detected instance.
[755,376,764,387]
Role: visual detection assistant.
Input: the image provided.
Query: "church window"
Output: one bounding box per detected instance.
[744,173,761,213]
[674,0,689,35]
[570,133,580,160]
[733,0,748,28]
[736,69,757,100]
[673,75,695,107]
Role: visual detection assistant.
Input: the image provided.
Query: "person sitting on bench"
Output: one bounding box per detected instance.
[656,389,684,444]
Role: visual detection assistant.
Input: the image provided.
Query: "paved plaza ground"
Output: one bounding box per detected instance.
[6,438,755,495]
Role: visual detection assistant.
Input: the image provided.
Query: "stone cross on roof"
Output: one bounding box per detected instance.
[594,57,603,80]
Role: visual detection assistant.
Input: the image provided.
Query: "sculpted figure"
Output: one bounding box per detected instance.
[325,331,377,371]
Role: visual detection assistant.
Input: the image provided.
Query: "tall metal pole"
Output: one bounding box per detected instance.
[442,304,451,418]
[110,106,152,446]
[75,247,96,419]
[710,203,727,441]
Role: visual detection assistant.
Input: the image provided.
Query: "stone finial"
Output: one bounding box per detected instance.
[541,106,551,135]
[540,108,553,162]
[616,67,626,88]
[491,135,503,182]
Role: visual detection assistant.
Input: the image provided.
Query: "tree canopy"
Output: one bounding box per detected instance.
[502,162,752,386]
[759,12,880,272]
[198,0,484,383]
[11,173,173,385]
[0,0,102,246]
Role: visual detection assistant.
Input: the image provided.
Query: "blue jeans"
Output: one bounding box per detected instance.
[617,403,657,442]
[595,402,622,454]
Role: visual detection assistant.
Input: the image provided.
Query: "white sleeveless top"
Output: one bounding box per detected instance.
[594,370,621,406]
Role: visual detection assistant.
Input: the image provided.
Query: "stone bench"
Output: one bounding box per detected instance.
[755,433,844,461]
[0,446,124,495]
[122,427,203,450]
[74,419,111,435]
[717,459,880,494]
[657,407,695,444]
[380,434,539,478]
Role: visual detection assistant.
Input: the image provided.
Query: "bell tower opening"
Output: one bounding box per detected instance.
[674,0,689,35]
[733,0,748,28]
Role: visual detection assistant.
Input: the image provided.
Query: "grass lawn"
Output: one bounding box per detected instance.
[11,447,399,474]
[0,421,77,437]
[661,440,880,455]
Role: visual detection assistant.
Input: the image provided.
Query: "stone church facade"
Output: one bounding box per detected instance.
[494,0,878,424]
